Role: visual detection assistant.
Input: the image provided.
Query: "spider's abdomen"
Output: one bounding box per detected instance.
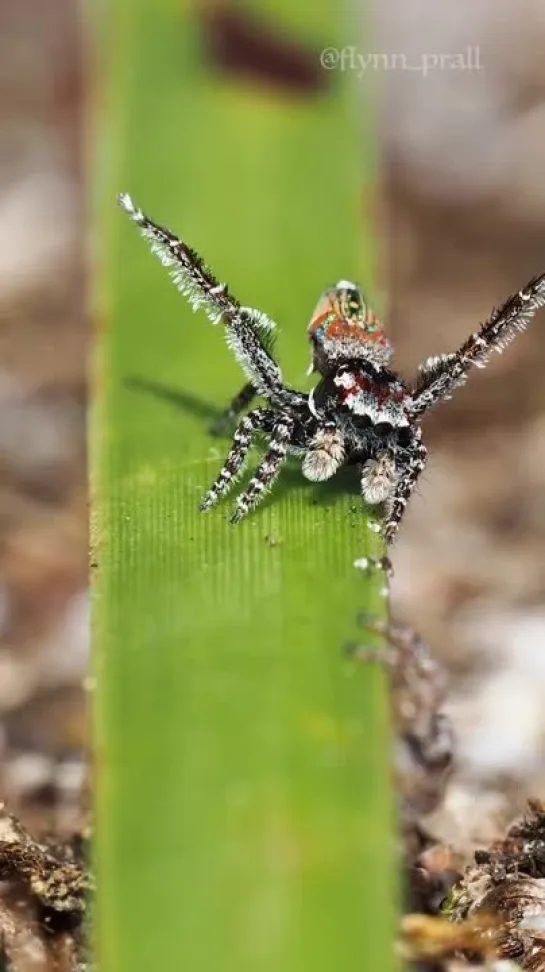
[317,363,411,430]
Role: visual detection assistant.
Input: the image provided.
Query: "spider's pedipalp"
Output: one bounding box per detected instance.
[301,426,345,482]
[360,451,397,505]
[229,416,294,524]
[411,272,545,416]
[199,407,274,512]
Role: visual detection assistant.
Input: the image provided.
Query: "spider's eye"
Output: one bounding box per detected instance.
[346,291,364,318]
[335,281,366,325]
[346,288,363,311]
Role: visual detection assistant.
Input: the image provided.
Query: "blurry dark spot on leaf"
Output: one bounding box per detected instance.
[199,5,329,96]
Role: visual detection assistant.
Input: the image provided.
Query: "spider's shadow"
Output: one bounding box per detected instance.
[126,375,360,509]
[125,376,225,425]
[267,460,358,508]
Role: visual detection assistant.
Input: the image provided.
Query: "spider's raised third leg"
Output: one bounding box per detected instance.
[411,273,545,416]
[230,416,294,524]
[200,407,274,512]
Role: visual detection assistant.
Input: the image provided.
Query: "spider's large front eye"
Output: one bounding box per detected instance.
[335,281,366,325]
[347,290,365,320]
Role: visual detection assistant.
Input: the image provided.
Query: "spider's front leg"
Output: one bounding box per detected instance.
[382,429,427,544]
[229,415,295,523]
[200,407,275,511]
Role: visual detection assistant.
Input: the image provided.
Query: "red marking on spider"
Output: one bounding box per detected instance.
[340,373,406,408]
[309,312,389,347]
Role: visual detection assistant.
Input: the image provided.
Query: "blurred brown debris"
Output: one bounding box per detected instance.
[375,0,545,842]
[0,0,88,839]
[451,800,545,970]
[0,806,90,971]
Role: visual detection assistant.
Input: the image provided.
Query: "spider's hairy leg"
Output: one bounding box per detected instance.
[413,353,460,401]
[209,382,257,437]
[117,194,299,410]
[224,307,300,410]
[117,193,242,324]
[200,408,274,512]
[411,272,545,416]
[383,432,427,544]
[229,416,294,524]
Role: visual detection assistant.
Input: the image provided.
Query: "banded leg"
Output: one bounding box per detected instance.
[411,272,545,417]
[199,408,274,512]
[383,435,427,544]
[230,416,294,524]
[209,382,256,437]
[117,195,295,407]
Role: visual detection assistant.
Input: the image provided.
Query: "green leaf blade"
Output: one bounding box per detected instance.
[93,3,396,970]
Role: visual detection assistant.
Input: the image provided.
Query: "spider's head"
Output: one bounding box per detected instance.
[307,281,392,375]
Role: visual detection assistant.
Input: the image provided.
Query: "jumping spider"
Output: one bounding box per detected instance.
[118,193,545,543]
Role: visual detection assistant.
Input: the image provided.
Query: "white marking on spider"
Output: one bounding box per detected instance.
[308,387,319,418]
[334,372,354,389]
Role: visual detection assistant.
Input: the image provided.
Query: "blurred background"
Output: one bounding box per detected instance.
[1,0,545,856]
[0,0,88,836]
